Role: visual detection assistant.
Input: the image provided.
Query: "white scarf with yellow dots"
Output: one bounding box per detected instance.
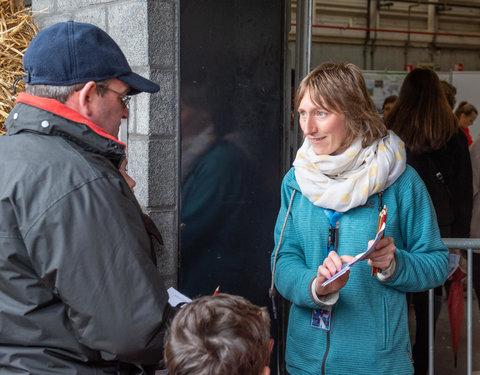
[293,130,406,212]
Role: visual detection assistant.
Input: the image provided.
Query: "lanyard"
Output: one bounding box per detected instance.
[322,208,343,256]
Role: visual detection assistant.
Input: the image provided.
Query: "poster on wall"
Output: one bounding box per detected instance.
[362,71,406,112]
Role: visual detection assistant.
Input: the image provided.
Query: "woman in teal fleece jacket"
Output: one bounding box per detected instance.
[271,62,448,375]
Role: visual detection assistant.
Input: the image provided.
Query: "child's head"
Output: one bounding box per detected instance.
[164,293,271,375]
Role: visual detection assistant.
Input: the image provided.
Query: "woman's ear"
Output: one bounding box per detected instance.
[260,366,270,375]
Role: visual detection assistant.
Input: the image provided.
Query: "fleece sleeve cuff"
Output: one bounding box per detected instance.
[309,277,339,306]
[376,253,398,282]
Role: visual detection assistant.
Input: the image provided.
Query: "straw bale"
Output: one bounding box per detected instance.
[0,0,41,135]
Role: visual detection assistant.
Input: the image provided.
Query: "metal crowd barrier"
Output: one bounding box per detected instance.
[427,239,480,375]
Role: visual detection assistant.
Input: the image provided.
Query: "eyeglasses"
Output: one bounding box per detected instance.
[102,86,131,108]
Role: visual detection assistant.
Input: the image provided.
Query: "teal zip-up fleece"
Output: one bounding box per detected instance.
[272,165,448,375]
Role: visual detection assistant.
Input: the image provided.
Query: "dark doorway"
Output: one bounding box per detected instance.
[179,0,286,372]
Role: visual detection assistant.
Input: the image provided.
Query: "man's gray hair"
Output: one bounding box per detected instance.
[25,80,109,104]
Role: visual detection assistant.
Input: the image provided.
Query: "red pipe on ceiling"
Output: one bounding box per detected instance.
[291,23,480,39]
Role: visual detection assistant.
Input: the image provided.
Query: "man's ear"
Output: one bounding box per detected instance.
[66,81,97,117]
[260,366,270,375]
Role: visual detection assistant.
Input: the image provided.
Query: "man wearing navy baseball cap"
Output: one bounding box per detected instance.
[0,21,170,374]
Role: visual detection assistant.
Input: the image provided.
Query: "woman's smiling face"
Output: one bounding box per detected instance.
[298,90,349,156]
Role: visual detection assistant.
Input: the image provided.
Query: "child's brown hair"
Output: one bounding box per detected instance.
[165,293,271,375]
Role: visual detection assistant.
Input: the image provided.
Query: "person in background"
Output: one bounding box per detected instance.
[119,158,137,192]
[381,94,397,122]
[164,293,271,375]
[455,101,478,146]
[271,62,448,375]
[468,138,480,309]
[440,80,457,110]
[120,158,164,267]
[386,67,472,375]
[439,79,461,294]
[0,21,171,374]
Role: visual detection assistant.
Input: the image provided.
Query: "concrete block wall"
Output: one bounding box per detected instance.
[31,0,180,288]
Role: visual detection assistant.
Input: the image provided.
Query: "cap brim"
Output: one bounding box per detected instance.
[118,72,160,95]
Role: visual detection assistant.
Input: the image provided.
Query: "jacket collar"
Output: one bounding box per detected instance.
[13,93,125,147]
[6,93,126,166]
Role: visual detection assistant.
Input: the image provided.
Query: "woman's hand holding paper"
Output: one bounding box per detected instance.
[367,236,396,271]
[315,251,356,297]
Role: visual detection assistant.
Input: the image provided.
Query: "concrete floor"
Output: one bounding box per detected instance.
[408,288,480,375]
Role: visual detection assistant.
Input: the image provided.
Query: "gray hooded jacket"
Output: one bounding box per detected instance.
[0,93,169,374]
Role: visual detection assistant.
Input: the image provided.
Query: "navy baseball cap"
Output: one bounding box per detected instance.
[23,21,159,95]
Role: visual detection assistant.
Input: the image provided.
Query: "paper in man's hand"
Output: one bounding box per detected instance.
[167,287,192,307]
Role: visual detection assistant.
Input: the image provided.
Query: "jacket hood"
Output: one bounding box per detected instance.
[5,93,126,167]
[285,167,301,191]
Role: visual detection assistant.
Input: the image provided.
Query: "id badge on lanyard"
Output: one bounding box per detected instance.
[310,209,342,331]
[311,306,332,331]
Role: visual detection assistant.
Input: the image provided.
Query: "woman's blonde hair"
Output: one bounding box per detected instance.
[295,61,387,148]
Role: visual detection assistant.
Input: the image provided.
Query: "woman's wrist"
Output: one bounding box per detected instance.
[310,277,339,306]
